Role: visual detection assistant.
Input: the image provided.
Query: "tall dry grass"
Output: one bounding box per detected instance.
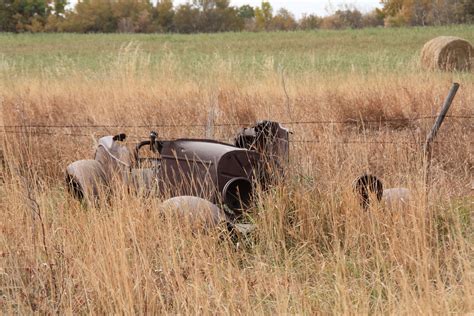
[0,41,473,314]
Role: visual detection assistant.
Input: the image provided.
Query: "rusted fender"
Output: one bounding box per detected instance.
[160,196,229,230]
[66,159,107,203]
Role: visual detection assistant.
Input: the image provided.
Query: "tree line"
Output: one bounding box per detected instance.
[0,0,472,33]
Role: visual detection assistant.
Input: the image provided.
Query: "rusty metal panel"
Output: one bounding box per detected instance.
[66,120,290,218]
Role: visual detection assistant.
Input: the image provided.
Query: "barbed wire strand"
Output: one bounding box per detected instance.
[0,129,469,146]
[0,115,472,129]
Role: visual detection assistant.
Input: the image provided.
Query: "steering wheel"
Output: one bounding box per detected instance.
[134,131,162,167]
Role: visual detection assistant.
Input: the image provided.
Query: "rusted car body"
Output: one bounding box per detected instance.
[66,121,289,219]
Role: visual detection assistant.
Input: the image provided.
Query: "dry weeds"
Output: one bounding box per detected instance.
[0,39,473,314]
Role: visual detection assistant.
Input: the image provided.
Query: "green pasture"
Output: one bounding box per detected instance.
[0,25,473,78]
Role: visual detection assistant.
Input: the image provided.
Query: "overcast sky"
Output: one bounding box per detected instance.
[68,1,382,18]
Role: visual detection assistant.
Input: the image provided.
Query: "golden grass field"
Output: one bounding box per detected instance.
[0,26,473,313]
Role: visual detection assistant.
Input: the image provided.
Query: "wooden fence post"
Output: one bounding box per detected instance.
[424,82,460,186]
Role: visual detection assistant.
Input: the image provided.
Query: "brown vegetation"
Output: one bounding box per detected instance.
[0,57,473,312]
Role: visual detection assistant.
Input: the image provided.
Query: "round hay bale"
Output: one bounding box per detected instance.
[421,36,473,71]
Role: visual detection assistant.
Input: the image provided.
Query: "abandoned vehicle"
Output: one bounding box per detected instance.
[66,120,290,225]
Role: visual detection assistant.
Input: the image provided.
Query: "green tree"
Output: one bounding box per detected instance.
[152,0,174,32]
[0,0,43,31]
[238,4,254,19]
[53,0,67,16]
[174,3,199,33]
[238,4,255,31]
[62,0,117,32]
[185,0,242,33]
[254,1,272,30]
[0,0,16,31]
[44,0,67,31]
[0,0,66,32]
[62,0,153,33]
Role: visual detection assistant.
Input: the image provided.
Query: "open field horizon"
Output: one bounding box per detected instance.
[1,25,473,75]
[0,26,473,313]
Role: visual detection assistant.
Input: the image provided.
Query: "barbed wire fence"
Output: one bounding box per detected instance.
[0,115,472,145]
